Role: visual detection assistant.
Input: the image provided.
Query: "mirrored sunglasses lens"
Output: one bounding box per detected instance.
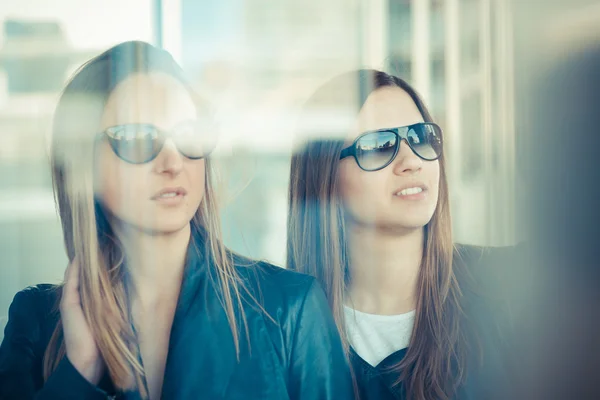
[172,121,217,159]
[356,131,398,170]
[106,125,162,163]
[407,124,442,160]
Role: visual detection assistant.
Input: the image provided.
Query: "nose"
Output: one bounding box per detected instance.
[153,139,183,177]
[392,139,422,175]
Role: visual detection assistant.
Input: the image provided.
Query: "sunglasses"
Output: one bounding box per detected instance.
[99,120,217,164]
[339,122,443,171]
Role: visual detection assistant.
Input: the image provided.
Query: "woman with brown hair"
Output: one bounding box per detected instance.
[287,69,514,400]
[0,41,352,399]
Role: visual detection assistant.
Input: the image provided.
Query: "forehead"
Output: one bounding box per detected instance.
[101,72,197,129]
[352,86,425,140]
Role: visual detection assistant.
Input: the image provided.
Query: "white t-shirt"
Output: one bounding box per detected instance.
[344,306,416,367]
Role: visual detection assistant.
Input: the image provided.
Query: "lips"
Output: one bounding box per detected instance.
[151,187,187,200]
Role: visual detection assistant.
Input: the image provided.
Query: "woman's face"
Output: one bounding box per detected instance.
[338,86,440,232]
[96,72,205,235]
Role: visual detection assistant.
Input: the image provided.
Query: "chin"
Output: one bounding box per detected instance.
[380,222,428,232]
[132,216,192,236]
[378,215,433,231]
[152,220,192,235]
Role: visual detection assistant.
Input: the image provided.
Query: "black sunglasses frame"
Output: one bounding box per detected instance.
[339,122,443,172]
[98,122,216,164]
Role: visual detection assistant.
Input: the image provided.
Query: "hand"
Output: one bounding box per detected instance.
[60,258,105,384]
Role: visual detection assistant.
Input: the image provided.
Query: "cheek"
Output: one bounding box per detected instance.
[94,143,150,215]
[338,161,385,212]
[95,143,118,205]
[185,160,206,203]
[338,161,359,201]
[427,161,441,193]
[421,161,441,210]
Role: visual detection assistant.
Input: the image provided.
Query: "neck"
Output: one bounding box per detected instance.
[346,223,424,315]
[112,222,191,305]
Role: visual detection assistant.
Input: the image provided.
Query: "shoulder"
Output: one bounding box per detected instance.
[453,243,526,296]
[233,254,320,310]
[3,284,60,351]
[9,284,60,316]
[232,255,344,370]
[230,254,333,331]
[6,284,60,330]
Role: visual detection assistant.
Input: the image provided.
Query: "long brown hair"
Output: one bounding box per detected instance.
[45,41,248,398]
[287,70,472,399]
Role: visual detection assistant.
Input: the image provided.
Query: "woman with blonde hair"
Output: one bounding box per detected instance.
[0,41,351,399]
